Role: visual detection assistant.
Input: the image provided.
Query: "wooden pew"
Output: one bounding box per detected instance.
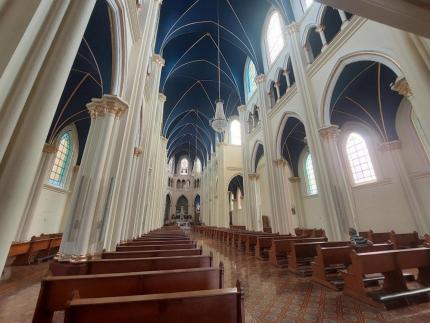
[50,255,212,276]
[102,248,202,259]
[244,233,283,254]
[342,248,430,308]
[9,236,62,265]
[254,235,293,260]
[64,283,244,323]
[121,239,193,246]
[311,244,394,290]
[360,230,391,244]
[33,266,224,323]
[117,243,196,252]
[268,237,328,267]
[288,241,350,275]
[389,231,424,249]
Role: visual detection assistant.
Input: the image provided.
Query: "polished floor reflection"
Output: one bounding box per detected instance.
[1,234,430,322]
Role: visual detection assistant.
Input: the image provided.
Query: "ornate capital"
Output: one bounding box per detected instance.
[248,173,259,180]
[237,105,247,113]
[255,74,266,84]
[134,147,143,157]
[73,165,80,173]
[391,77,412,97]
[315,25,326,33]
[158,93,167,102]
[87,95,128,119]
[319,125,340,139]
[289,176,301,183]
[43,143,57,154]
[273,159,288,167]
[379,140,401,152]
[161,136,168,143]
[152,54,165,66]
[286,22,299,35]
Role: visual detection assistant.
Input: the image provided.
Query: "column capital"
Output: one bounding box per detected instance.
[286,22,299,35]
[273,159,288,167]
[73,165,80,173]
[248,173,259,180]
[379,140,401,151]
[319,125,340,139]
[134,147,143,157]
[152,54,165,66]
[391,77,412,97]
[87,95,129,119]
[315,25,326,33]
[255,74,266,84]
[161,136,168,143]
[237,105,247,113]
[288,176,301,183]
[43,143,57,154]
[158,93,167,102]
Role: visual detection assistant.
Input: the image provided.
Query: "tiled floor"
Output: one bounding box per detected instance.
[1,234,430,322]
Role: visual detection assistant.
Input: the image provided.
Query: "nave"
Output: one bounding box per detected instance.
[2,230,430,322]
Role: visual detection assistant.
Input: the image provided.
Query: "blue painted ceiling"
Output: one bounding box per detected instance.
[47,0,112,163]
[330,61,402,141]
[158,0,294,166]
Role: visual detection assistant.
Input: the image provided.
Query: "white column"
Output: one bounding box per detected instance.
[273,159,294,233]
[274,82,281,100]
[283,70,291,88]
[255,74,283,234]
[59,95,128,261]
[315,25,328,52]
[286,23,343,240]
[380,141,429,233]
[16,143,57,241]
[0,0,71,161]
[337,9,349,28]
[288,177,305,228]
[248,173,261,231]
[0,0,97,274]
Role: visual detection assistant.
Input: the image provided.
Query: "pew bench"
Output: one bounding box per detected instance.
[33,266,224,323]
[50,254,212,276]
[120,239,193,246]
[116,243,197,251]
[342,248,430,308]
[102,248,202,259]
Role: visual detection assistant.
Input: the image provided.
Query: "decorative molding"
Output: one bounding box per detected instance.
[289,176,301,183]
[273,159,288,166]
[134,147,143,157]
[319,125,340,139]
[391,77,412,97]
[286,22,299,35]
[315,25,326,33]
[158,93,167,102]
[87,95,129,119]
[43,143,57,154]
[237,105,247,113]
[248,173,259,180]
[152,54,165,66]
[379,140,401,151]
[255,74,266,84]
[226,167,242,171]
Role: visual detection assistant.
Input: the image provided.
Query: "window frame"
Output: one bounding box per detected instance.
[303,152,318,196]
[244,57,258,101]
[229,118,242,146]
[264,9,286,67]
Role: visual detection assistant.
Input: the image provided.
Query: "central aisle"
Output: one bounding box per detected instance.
[193,233,429,323]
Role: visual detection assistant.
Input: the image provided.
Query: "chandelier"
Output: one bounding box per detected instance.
[210,0,228,133]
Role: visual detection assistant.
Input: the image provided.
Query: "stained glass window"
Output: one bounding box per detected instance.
[180,158,189,175]
[48,132,72,188]
[266,11,285,65]
[245,58,257,99]
[195,158,202,173]
[346,133,376,185]
[304,153,318,195]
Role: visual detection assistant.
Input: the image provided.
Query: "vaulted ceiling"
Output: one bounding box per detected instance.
[156,0,295,167]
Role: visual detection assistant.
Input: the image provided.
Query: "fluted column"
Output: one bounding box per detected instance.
[59,95,128,261]
[0,0,96,274]
[248,173,261,231]
[273,159,294,233]
[380,141,429,233]
[286,22,343,240]
[255,74,284,233]
[16,144,57,241]
[288,177,305,227]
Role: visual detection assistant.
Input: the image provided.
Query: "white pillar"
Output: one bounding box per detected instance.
[59,95,128,261]
[16,144,57,241]
[337,9,349,28]
[315,25,328,52]
[0,0,97,274]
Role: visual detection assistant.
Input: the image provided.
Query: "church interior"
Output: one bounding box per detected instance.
[1,0,430,322]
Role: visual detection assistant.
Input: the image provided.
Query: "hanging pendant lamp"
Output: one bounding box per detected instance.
[210,0,228,133]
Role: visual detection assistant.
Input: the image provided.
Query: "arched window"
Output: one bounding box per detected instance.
[304,0,314,9]
[230,120,242,145]
[266,11,285,65]
[48,132,73,188]
[180,158,189,175]
[168,158,174,173]
[245,58,257,99]
[346,133,376,185]
[195,158,202,173]
[304,153,318,195]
